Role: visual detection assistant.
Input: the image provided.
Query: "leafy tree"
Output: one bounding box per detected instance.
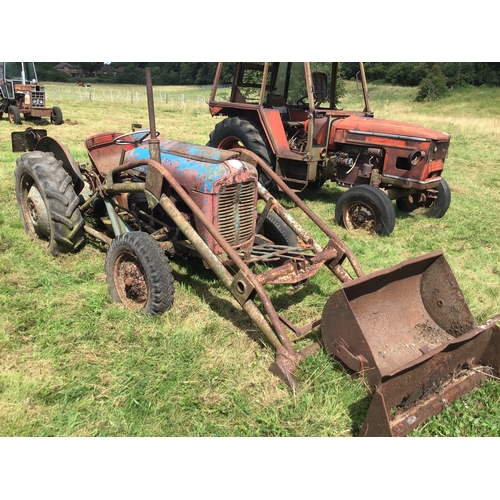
[386,62,427,86]
[441,62,477,87]
[115,66,144,85]
[358,62,391,82]
[416,64,448,101]
[26,61,500,89]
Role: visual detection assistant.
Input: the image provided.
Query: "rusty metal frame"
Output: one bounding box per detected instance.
[77,67,369,387]
[91,148,356,387]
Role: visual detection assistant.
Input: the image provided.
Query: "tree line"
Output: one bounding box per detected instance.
[36,62,500,101]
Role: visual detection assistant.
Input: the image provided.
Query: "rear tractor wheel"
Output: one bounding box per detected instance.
[207,116,274,187]
[105,231,175,316]
[335,185,396,236]
[15,151,85,255]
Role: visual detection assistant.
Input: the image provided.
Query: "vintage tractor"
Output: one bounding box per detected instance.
[0,62,63,125]
[207,63,451,236]
[12,69,500,436]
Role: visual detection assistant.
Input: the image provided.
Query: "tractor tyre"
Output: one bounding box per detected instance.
[105,231,175,316]
[8,105,21,125]
[335,185,396,236]
[15,151,86,255]
[51,106,63,125]
[207,116,275,187]
[396,178,451,219]
[259,211,298,246]
[308,170,327,190]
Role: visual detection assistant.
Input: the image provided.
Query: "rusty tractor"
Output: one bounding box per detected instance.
[12,68,500,436]
[0,62,63,125]
[208,63,451,236]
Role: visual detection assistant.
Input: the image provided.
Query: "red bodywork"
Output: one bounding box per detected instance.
[328,116,449,188]
[208,62,451,193]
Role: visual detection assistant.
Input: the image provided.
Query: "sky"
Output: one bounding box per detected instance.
[4,2,497,63]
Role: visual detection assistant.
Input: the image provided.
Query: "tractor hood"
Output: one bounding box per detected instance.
[331,115,450,143]
[125,138,258,194]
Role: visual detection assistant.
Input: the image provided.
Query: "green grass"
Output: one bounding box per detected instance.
[0,81,499,436]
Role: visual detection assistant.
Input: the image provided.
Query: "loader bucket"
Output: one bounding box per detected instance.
[322,250,500,436]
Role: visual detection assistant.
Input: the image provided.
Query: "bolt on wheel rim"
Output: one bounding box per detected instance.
[344,202,376,232]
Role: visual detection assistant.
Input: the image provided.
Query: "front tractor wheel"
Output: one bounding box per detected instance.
[207,116,274,186]
[106,231,175,316]
[335,185,396,236]
[259,211,298,247]
[396,178,451,218]
[15,151,85,255]
[8,105,21,124]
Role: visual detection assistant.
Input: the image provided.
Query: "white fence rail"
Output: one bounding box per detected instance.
[44,86,212,105]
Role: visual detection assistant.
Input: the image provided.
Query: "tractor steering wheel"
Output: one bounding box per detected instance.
[297,92,325,108]
[113,130,159,145]
[296,96,309,108]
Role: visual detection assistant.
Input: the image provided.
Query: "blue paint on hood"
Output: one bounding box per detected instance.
[125,140,245,193]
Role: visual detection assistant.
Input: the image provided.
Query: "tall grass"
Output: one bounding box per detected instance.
[0,81,499,436]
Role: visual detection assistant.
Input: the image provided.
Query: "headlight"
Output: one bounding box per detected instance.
[408,150,426,166]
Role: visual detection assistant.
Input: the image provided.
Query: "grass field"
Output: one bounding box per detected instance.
[0,80,499,437]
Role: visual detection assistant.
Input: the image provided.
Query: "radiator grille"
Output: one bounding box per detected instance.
[31,91,45,108]
[218,182,256,246]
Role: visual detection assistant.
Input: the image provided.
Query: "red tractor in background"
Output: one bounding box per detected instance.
[207,62,451,236]
[0,62,63,125]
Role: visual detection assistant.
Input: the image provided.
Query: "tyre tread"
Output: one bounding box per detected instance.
[15,151,85,254]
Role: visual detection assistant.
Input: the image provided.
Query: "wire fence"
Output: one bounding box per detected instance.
[44,85,213,106]
[43,83,234,105]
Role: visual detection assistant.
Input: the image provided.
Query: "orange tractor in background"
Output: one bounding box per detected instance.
[0,62,63,126]
[208,62,451,236]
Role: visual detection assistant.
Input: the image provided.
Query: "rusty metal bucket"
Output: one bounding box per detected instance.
[322,250,500,436]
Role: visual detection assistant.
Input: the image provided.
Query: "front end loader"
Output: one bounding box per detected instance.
[11,68,500,436]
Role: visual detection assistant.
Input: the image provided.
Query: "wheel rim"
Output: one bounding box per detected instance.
[344,201,378,233]
[113,251,149,310]
[216,135,244,150]
[9,112,15,124]
[20,175,50,238]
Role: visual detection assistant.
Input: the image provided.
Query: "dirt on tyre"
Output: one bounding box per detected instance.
[207,116,274,186]
[396,178,451,218]
[335,185,396,236]
[106,231,175,316]
[15,151,85,254]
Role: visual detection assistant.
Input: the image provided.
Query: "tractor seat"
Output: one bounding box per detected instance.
[266,94,306,135]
